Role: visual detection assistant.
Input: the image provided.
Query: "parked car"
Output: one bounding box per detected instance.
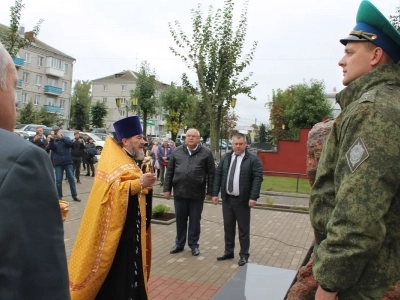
[91,128,107,134]
[14,130,31,141]
[14,124,46,131]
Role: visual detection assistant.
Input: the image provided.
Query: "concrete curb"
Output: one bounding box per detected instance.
[261,191,309,199]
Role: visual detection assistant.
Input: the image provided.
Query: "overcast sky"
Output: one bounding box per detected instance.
[1,0,399,127]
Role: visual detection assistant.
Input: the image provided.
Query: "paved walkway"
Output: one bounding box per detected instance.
[62,176,314,299]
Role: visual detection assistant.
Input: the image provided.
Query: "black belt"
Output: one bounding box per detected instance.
[226,194,240,198]
[314,230,327,245]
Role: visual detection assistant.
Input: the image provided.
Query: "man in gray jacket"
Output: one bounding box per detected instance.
[212,133,263,266]
[0,42,70,299]
[164,128,215,256]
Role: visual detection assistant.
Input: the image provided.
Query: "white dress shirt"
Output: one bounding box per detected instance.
[226,152,244,196]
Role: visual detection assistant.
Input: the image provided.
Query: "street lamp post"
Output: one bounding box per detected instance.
[116,97,138,118]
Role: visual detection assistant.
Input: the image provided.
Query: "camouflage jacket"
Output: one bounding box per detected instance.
[310,64,400,292]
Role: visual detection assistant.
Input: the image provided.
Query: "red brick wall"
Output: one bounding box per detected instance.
[257,128,311,177]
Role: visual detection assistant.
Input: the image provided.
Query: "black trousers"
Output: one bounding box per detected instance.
[72,157,82,181]
[222,195,251,258]
[174,198,204,249]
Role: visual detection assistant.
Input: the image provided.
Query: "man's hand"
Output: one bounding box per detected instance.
[315,286,338,300]
[205,194,212,201]
[211,196,219,205]
[140,173,157,189]
[249,200,257,208]
[164,192,171,200]
[33,135,40,141]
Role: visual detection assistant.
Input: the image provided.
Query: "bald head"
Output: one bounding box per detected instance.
[0,41,18,131]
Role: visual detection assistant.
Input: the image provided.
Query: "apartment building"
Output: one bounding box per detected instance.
[91,70,168,135]
[0,24,75,125]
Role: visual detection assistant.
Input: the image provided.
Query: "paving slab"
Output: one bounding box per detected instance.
[62,176,314,299]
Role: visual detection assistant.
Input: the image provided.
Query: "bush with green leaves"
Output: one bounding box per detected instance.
[152,204,171,218]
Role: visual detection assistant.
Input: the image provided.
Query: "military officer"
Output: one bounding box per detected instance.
[310,1,400,299]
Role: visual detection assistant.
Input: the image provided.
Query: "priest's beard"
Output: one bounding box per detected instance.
[133,148,144,161]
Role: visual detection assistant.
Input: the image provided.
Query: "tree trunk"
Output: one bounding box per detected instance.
[143,110,148,136]
[210,105,223,161]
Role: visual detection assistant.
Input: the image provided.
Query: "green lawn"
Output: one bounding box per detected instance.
[261,175,311,194]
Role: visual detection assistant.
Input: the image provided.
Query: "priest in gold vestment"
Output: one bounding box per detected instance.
[68,116,157,300]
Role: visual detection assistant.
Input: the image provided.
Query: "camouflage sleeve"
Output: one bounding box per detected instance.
[313,104,400,291]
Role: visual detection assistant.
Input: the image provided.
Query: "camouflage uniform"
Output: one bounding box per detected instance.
[310,63,400,294]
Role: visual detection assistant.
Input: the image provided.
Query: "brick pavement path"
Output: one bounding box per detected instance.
[62,178,314,299]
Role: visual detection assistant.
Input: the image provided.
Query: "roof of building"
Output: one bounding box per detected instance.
[0,23,75,61]
[92,70,169,87]
[92,70,139,82]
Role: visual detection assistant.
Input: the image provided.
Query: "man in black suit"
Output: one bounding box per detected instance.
[212,133,263,266]
[0,42,70,299]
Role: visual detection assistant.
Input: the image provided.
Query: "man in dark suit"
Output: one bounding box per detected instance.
[0,42,70,299]
[164,128,215,256]
[212,133,263,266]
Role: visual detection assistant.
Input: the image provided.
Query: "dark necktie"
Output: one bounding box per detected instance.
[228,155,238,193]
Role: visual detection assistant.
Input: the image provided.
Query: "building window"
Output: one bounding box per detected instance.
[24,52,31,63]
[64,63,68,73]
[22,72,29,83]
[47,97,55,106]
[36,75,42,86]
[50,58,64,70]
[103,85,107,91]
[48,78,58,87]
[15,90,22,102]
[103,97,107,103]
[34,95,40,105]
[60,99,66,108]
[62,81,67,92]
[22,92,28,103]
[37,56,43,67]
[121,85,126,91]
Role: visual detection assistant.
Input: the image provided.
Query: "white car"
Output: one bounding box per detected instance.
[81,132,105,155]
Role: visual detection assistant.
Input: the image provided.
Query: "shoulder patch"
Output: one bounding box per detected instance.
[346,137,370,173]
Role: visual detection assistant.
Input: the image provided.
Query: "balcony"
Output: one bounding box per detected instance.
[16,79,22,89]
[43,105,61,114]
[44,85,62,96]
[13,57,24,67]
[45,67,64,78]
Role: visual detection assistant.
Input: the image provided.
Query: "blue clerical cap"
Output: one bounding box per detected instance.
[340,1,400,63]
[113,116,143,141]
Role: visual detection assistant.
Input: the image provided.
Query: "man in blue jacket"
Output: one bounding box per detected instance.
[49,127,81,202]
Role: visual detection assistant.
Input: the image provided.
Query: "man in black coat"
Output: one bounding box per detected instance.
[212,133,263,266]
[32,126,48,151]
[164,128,215,256]
[0,42,70,299]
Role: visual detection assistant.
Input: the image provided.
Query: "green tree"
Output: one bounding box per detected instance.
[169,0,258,159]
[160,81,196,141]
[1,0,43,57]
[221,110,238,139]
[91,101,108,129]
[259,123,267,142]
[268,79,333,142]
[36,107,64,127]
[390,6,400,31]
[131,61,158,136]
[70,80,91,130]
[18,101,37,124]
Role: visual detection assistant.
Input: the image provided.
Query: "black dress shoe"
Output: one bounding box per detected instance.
[217,253,234,261]
[238,257,248,266]
[191,247,200,256]
[73,197,81,202]
[85,174,90,176]
[170,245,184,254]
